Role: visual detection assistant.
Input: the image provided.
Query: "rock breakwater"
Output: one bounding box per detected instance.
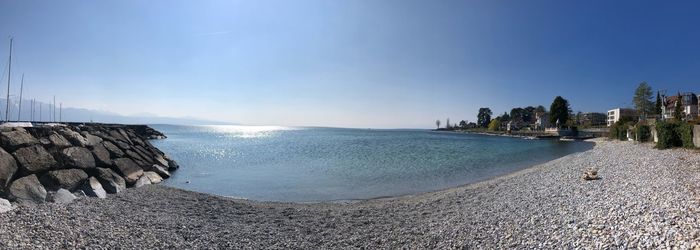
[0,124,177,206]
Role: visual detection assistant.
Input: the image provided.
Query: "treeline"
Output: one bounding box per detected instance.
[436,96,573,131]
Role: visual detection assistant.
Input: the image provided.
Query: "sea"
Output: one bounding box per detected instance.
[149,125,593,202]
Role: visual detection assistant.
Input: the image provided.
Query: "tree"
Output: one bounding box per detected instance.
[549,96,571,127]
[535,105,546,114]
[446,118,451,129]
[655,91,663,115]
[477,108,492,128]
[633,82,654,119]
[510,108,524,123]
[498,112,511,123]
[488,119,501,131]
[459,120,467,129]
[523,106,536,123]
[673,93,683,120]
[435,119,441,129]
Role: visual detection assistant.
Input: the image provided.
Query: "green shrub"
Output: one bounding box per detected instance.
[676,122,694,148]
[635,125,651,142]
[656,121,681,149]
[608,123,619,139]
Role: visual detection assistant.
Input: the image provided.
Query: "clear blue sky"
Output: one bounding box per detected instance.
[1,0,699,128]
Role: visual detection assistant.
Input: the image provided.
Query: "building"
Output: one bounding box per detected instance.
[607,108,636,126]
[579,112,607,127]
[534,112,550,130]
[662,92,698,120]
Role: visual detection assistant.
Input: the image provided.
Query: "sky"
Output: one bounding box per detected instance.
[1,0,700,128]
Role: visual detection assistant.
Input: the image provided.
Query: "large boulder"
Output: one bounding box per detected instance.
[0,130,39,151]
[112,158,143,184]
[58,129,89,147]
[80,132,103,147]
[149,164,171,179]
[153,155,169,168]
[9,174,47,203]
[91,144,111,167]
[134,175,151,188]
[48,188,77,203]
[0,147,18,191]
[109,130,129,143]
[59,147,96,169]
[115,140,131,151]
[93,167,126,194]
[80,177,106,198]
[39,169,89,191]
[102,141,124,158]
[165,156,179,171]
[143,171,163,184]
[0,198,12,213]
[47,132,72,149]
[12,145,58,173]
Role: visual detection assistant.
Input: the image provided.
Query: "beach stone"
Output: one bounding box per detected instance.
[12,145,57,173]
[93,167,126,194]
[49,188,77,203]
[118,129,133,145]
[80,132,103,147]
[59,147,96,169]
[102,141,124,158]
[58,129,89,147]
[0,130,39,151]
[165,157,179,171]
[0,198,12,213]
[154,155,169,168]
[47,132,72,149]
[126,150,147,164]
[109,130,129,143]
[113,158,143,184]
[134,175,152,188]
[583,168,599,180]
[9,174,47,203]
[81,177,107,198]
[72,190,86,198]
[0,147,18,191]
[39,169,89,191]
[143,171,163,184]
[133,146,155,163]
[91,144,112,167]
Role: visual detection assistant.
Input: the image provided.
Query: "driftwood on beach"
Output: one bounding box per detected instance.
[0,124,176,206]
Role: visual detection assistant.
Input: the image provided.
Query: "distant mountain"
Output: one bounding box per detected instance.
[0,98,234,125]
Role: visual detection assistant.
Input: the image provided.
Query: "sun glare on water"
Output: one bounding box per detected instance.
[200,125,298,138]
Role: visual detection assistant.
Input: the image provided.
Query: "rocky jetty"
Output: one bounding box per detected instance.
[0,124,176,207]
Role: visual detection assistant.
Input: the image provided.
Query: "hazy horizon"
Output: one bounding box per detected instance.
[2,0,700,128]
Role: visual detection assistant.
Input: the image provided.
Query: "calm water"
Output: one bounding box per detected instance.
[150,125,593,202]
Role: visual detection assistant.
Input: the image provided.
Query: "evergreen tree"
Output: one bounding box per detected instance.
[549,96,571,127]
[477,108,492,128]
[655,91,663,115]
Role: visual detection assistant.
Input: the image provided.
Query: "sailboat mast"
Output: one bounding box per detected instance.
[5,38,12,122]
[17,74,23,121]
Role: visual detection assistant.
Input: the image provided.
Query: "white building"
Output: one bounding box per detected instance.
[607,108,636,126]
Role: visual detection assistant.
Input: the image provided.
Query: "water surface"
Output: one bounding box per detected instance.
[151,125,593,202]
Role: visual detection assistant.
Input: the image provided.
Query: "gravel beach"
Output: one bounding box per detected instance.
[1,139,700,249]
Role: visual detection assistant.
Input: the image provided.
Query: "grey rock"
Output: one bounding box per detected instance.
[12,145,57,173]
[91,144,112,167]
[0,130,39,151]
[134,175,152,188]
[9,174,47,203]
[39,169,89,191]
[112,158,143,184]
[102,141,124,158]
[47,132,72,149]
[0,147,18,191]
[115,140,131,151]
[80,132,104,147]
[49,188,76,203]
[143,171,163,184]
[0,198,12,213]
[81,177,107,198]
[154,155,169,168]
[150,164,171,179]
[94,167,126,194]
[58,129,90,147]
[59,147,96,169]
[72,189,86,198]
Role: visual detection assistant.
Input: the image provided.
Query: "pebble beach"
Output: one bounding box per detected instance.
[1,139,700,248]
